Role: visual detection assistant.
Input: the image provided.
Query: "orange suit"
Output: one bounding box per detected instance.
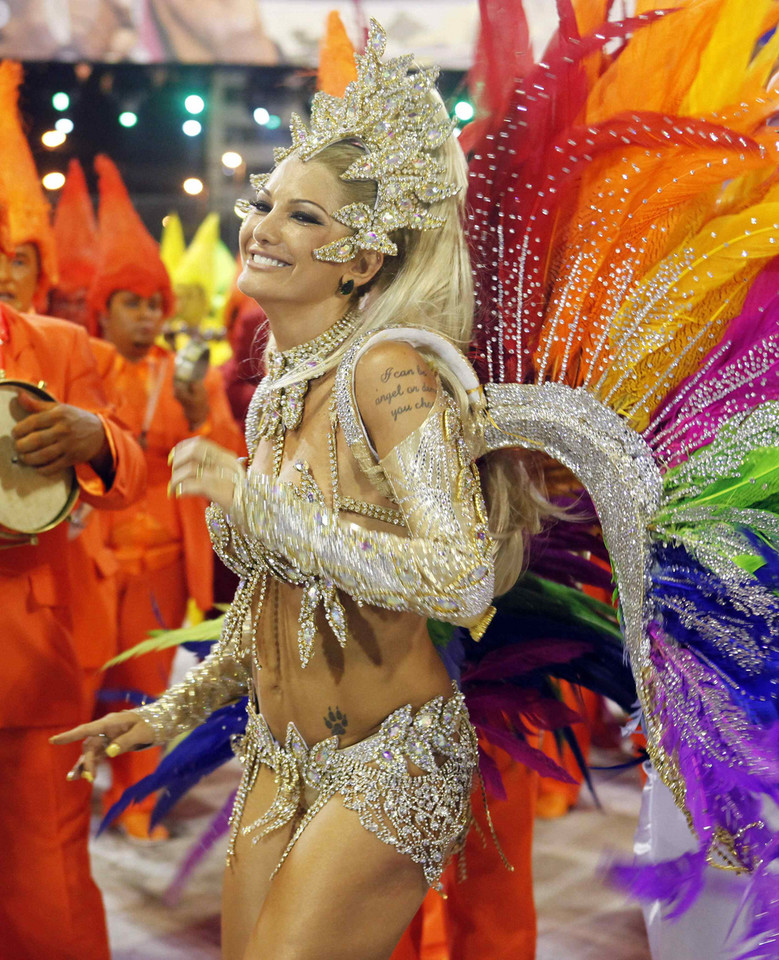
[0,305,146,960]
[68,338,130,709]
[101,343,243,812]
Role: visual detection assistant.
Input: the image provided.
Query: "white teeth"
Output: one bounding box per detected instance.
[251,253,288,267]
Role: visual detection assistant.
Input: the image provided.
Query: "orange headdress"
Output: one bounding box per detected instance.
[317,11,357,97]
[0,60,58,310]
[89,154,174,321]
[53,158,98,296]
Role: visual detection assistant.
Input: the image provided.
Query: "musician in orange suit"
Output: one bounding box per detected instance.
[89,154,243,841]
[0,60,147,960]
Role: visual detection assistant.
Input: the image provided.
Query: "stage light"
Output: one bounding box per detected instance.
[41,130,66,148]
[222,151,243,169]
[266,114,282,130]
[119,111,138,128]
[182,119,202,137]
[52,92,70,111]
[42,172,66,190]
[253,107,270,126]
[55,118,74,134]
[454,100,474,122]
[185,94,205,115]
[183,177,204,196]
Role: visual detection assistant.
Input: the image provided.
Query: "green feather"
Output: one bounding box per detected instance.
[102,615,225,670]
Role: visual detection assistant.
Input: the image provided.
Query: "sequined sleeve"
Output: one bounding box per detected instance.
[134,647,251,745]
[229,388,496,628]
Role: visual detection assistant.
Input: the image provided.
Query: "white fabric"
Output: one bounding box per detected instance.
[635,766,751,959]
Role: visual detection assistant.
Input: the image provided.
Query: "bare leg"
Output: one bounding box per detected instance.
[243,795,431,960]
[222,764,297,960]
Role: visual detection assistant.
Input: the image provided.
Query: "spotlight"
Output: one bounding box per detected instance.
[183,177,204,196]
[42,172,66,190]
[119,111,138,128]
[253,107,270,126]
[266,114,282,130]
[182,119,202,137]
[184,94,205,115]
[55,118,74,134]
[454,100,474,122]
[41,130,66,148]
[52,92,70,111]
[222,151,243,169]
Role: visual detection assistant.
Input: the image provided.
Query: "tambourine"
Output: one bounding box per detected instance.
[0,378,78,543]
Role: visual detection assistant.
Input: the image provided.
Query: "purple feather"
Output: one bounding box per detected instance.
[163,791,236,906]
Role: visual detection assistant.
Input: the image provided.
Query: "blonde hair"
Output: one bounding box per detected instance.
[260,91,551,596]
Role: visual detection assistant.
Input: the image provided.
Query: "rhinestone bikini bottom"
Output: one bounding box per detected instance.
[226,685,478,889]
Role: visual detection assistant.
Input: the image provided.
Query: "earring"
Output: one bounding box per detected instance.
[338,278,355,297]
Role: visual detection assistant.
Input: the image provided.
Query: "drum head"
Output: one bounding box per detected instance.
[0,381,77,535]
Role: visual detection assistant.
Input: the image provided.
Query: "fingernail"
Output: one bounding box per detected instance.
[167,449,174,465]
[167,482,172,497]
[81,770,94,783]
[105,743,121,758]
[66,769,78,781]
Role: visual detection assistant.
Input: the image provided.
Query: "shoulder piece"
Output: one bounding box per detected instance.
[334,327,481,495]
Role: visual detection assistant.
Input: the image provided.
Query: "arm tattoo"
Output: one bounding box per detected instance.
[324,706,348,736]
[375,366,436,422]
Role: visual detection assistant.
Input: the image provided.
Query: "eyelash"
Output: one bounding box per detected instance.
[250,200,322,225]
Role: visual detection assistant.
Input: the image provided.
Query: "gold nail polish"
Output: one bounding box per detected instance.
[105,743,121,758]
[167,449,174,465]
[66,770,78,781]
[81,770,94,783]
[167,482,173,497]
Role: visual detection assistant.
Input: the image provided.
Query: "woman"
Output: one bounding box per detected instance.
[53,23,539,960]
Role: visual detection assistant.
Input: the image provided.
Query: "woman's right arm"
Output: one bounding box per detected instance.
[51,646,251,780]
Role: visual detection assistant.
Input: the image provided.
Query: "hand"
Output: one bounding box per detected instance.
[173,379,210,431]
[12,391,109,476]
[50,711,156,783]
[169,436,243,512]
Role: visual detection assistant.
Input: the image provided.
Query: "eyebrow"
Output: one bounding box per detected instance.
[259,188,329,216]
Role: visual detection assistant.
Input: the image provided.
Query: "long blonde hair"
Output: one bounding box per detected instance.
[260,92,551,595]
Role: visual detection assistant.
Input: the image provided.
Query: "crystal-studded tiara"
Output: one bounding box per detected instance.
[236,19,460,264]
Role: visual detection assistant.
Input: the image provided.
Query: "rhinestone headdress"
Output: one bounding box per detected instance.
[238,20,460,264]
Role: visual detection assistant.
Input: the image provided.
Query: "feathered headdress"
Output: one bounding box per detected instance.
[0,60,58,311]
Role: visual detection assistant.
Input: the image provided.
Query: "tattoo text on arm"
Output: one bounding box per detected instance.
[375,366,436,422]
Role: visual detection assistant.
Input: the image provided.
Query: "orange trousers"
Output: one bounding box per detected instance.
[390,745,538,960]
[101,557,188,813]
[0,730,110,960]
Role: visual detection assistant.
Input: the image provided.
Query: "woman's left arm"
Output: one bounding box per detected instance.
[173,343,494,628]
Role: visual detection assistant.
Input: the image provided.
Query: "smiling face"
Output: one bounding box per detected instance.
[236,155,358,313]
[101,289,165,361]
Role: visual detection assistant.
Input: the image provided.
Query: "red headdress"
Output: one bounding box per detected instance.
[53,158,98,296]
[89,154,174,322]
[0,60,58,311]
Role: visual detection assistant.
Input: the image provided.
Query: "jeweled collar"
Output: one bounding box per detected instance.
[252,308,360,442]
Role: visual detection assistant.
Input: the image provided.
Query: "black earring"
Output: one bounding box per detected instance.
[338,278,355,297]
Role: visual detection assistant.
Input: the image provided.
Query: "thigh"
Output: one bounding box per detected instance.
[222,761,298,960]
[244,795,431,960]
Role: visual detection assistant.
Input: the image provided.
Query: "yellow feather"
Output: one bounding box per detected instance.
[683,0,773,115]
[600,202,779,428]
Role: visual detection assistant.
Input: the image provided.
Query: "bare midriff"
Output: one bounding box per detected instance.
[246,370,454,748]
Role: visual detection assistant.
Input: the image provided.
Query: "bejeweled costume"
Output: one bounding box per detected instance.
[134,8,779,944]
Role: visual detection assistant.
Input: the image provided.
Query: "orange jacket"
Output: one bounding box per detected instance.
[0,305,147,727]
[101,343,244,611]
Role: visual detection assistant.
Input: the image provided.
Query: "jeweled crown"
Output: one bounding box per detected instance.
[242,20,460,264]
